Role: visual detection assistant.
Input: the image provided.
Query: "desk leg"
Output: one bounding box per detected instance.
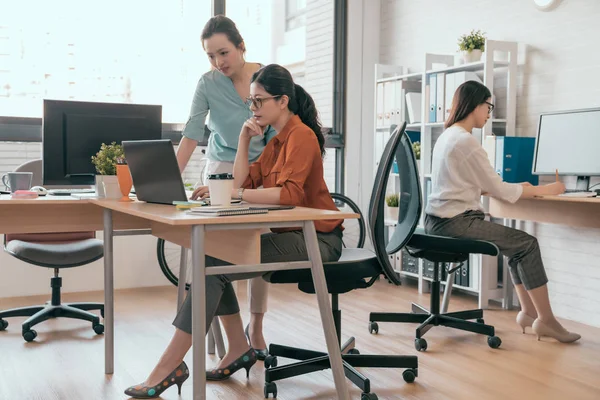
[103,209,114,375]
[177,247,188,310]
[502,219,515,310]
[191,225,207,400]
[303,221,350,400]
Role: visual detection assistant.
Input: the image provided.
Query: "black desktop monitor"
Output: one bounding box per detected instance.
[533,108,600,191]
[42,99,162,186]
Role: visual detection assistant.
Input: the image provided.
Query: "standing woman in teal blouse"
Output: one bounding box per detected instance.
[176,15,273,359]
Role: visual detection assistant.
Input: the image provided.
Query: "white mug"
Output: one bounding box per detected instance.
[2,172,33,193]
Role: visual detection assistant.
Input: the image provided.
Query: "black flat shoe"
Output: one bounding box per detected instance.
[206,347,257,381]
[124,361,189,398]
[245,324,269,361]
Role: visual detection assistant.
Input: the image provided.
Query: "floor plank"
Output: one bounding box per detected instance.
[0,280,597,400]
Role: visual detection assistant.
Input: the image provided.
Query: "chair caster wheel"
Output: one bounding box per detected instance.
[361,392,378,400]
[368,321,379,334]
[0,319,8,331]
[264,381,277,398]
[23,329,37,342]
[476,318,485,324]
[402,368,417,383]
[264,355,278,369]
[93,324,105,335]
[415,338,427,352]
[488,336,502,349]
[347,348,360,355]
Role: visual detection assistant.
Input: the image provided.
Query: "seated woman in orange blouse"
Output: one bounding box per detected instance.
[125,64,344,398]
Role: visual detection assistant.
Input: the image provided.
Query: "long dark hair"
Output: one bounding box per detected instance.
[200,15,245,53]
[252,64,325,156]
[445,81,492,129]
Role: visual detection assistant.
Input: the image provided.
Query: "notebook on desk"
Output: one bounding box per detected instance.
[187,206,268,217]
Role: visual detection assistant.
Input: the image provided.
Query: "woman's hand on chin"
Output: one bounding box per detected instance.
[191,186,209,200]
[241,118,265,139]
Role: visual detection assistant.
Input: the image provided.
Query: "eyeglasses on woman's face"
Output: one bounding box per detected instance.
[485,101,495,114]
[245,95,282,109]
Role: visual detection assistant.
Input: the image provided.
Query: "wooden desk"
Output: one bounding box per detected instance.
[488,195,600,309]
[93,199,356,400]
[489,195,600,229]
[0,196,356,400]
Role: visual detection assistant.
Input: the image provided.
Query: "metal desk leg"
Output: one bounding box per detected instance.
[191,225,207,400]
[177,246,188,310]
[103,209,114,375]
[303,221,350,400]
[502,219,515,310]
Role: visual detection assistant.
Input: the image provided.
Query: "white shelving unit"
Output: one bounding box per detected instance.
[375,39,518,309]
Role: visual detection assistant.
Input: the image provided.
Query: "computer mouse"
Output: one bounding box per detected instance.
[30,186,48,196]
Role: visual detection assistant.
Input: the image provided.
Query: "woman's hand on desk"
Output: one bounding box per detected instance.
[520,181,566,198]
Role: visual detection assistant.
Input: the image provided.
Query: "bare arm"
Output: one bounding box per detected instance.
[520,181,566,198]
[233,135,251,189]
[234,187,282,204]
[176,137,198,173]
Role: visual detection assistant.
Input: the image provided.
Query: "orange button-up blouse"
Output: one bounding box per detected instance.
[242,115,343,233]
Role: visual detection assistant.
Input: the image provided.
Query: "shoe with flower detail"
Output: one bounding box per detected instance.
[124,361,189,399]
[206,347,257,381]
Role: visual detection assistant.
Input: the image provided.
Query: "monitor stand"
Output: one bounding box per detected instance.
[575,176,591,191]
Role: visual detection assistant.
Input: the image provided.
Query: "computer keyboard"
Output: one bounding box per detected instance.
[48,188,95,196]
[558,192,596,198]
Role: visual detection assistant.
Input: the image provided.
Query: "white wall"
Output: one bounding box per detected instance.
[378,0,600,326]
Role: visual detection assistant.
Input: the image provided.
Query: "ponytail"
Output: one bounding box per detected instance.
[293,84,325,157]
[251,64,326,158]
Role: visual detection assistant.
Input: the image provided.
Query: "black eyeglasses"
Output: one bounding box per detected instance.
[245,95,282,109]
[485,101,495,114]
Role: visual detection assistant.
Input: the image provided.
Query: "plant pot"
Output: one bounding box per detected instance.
[102,175,121,199]
[462,49,483,63]
[386,206,399,222]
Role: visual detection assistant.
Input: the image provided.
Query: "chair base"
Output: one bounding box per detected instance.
[0,301,104,342]
[263,337,418,399]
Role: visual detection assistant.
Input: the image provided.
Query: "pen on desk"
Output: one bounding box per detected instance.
[555,169,559,182]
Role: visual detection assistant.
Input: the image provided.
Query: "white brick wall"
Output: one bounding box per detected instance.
[305,0,337,192]
[380,0,600,326]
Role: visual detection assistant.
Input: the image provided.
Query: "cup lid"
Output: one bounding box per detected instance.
[207,173,233,180]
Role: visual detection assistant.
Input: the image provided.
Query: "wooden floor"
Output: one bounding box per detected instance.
[0,280,598,400]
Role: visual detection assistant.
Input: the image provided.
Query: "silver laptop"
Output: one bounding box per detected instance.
[122,139,188,205]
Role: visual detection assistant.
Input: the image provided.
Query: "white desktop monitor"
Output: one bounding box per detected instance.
[533,108,600,191]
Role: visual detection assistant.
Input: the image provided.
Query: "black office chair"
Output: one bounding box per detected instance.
[368,127,502,352]
[0,160,104,342]
[262,123,419,400]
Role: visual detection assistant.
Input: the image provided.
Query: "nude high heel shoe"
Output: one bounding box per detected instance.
[532,319,581,343]
[516,311,536,334]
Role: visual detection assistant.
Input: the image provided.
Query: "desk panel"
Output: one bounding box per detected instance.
[489,196,600,228]
[0,202,149,234]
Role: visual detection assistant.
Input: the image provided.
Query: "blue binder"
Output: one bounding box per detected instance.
[494,137,538,185]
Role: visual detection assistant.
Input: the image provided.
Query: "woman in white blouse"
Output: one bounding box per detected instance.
[425,81,580,343]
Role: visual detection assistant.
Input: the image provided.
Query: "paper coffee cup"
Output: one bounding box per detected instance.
[207,173,234,206]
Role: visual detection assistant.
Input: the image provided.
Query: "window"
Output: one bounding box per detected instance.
[286,0,307,31]
[226,0,336,190]
[0,0,212,123]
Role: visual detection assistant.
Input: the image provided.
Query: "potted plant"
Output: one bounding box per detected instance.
[458,29,486,63]
[91,142,124,199]
[385,193,399,222]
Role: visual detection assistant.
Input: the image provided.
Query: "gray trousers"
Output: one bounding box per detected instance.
[425,210,548,290]
[173,228,343,334]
